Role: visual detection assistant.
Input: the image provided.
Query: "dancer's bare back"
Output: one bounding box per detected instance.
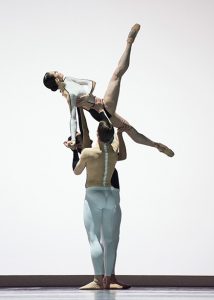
[74,140,119,187]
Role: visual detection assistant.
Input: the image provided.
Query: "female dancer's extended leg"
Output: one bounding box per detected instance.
[103,24,174,157]
[110,111,174,157]
[103,24,140,115]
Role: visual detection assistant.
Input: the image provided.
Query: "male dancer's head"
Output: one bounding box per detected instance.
[97,120,114,144]
[66,119,113,152]
[43,71,64,91]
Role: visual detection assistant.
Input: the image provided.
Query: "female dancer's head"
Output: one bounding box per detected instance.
[97,120,114,144]
[43,71,64,91]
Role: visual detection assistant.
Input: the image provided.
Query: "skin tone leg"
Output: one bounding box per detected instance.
[110,113,174,156]
[103,24,174,156]
[103,33,134,115]
[103,24,156,148]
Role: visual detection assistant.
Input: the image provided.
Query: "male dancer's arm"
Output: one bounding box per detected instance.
[67,108,92,170]
[117,129,127,161]
[72,150,79,170]
[63,140,79,170]
[77,108,92,149]
[110,129,126,189]
[73,149,88,175]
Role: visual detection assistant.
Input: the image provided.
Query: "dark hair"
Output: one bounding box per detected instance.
[98,120,114,143]
[43,73,58,91]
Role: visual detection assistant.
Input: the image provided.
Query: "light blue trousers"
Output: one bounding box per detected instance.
[84,186,121,276]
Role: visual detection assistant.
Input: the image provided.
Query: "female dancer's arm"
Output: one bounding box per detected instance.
[61,89,77,145]
[69,94,77,145]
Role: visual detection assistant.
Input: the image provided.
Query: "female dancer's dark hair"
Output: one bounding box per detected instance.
[43,73,58,91]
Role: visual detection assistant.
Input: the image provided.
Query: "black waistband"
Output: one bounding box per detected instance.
[103,106,112,118]
[89,106,112,122]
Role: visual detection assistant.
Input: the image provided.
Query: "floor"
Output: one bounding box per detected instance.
[0,287,214,300]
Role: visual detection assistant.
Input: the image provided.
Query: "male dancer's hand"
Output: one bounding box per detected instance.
[63,140,76,150]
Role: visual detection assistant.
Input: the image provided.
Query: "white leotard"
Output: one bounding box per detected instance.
[64,76,94,141]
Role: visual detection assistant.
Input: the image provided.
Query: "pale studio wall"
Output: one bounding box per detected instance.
[0,0,214,275]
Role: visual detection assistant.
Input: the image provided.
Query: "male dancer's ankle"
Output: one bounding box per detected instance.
[94,275,104,286]
[103,276,111,289]
[110,274,131,289]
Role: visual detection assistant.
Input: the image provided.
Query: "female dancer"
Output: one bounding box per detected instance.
[44,24,174,157]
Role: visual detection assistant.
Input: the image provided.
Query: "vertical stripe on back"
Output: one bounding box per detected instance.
[103,144,109,186]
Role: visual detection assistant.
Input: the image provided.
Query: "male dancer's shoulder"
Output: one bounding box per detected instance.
[80,147,99,160]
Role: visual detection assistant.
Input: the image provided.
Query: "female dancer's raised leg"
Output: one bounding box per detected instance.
[103,24,140,115]
[103,24,174,157]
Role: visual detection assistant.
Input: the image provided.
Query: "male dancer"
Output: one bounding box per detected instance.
[73,119,126,289]
[44,24,174,157]
[64,108,129,289]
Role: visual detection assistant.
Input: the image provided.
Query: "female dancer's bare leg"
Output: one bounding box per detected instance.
[103,24,140,115]
[103,24,174,157]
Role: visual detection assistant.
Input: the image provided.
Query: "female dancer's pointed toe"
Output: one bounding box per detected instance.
[127,23,141,43]
[155,143,175,157]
